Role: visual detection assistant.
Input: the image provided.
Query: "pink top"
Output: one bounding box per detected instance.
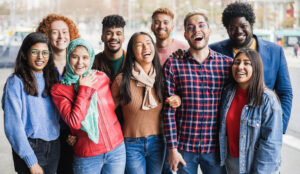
[157,39,188,65]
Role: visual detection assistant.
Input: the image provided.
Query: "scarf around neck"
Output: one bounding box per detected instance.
[131,61,157,110]
[60,38,99,144]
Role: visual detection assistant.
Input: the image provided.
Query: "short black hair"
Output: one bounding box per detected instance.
[222,2,256,28]
[102,15,126,31]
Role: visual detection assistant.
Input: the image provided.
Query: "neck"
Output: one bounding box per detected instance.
[238,83,249,90]
[156,37,173,48]
[237,37,254,49]
[189,46,210,63]
[138,63,152,74]
[104,48,123,60]
[53,50,67,74]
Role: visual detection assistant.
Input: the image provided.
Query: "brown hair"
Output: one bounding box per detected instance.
[184,10,209,29]
[151,8,174,20]
[36,14,80,41]
[234,48,265,107]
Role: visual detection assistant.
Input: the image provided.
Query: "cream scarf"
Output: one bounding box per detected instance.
[131,61,157,110]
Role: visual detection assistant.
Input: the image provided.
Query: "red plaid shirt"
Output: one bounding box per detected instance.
[163,49,232,153]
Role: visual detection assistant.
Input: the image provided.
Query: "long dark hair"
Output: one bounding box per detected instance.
[120,32,164,105]
[14,32,59,97]
[231,48,264,107]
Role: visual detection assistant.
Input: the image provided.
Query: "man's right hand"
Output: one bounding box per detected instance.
[171,49,186,59]
[29,163,43,174]
[168,148,187,172]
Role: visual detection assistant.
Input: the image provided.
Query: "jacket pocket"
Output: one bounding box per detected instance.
[247,119,261,148]
[247,119,261,128]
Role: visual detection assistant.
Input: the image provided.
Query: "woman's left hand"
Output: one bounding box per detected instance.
[66,135,77,146]
[166,95,181,108]
[79,71,98,87]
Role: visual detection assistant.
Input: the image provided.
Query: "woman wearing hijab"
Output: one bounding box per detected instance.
[51,38,125,174]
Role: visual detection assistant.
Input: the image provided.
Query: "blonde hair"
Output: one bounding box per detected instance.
[184,10,209,28]
[152,8,174,20]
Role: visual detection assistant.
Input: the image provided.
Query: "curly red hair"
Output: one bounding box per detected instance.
[36,14,80,41]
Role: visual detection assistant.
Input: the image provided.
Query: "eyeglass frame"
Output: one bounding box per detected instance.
[29,49,51,58]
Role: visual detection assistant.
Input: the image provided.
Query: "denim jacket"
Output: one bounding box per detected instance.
[219,84,282,174]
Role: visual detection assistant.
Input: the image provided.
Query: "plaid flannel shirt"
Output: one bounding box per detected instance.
[163,49,232,153]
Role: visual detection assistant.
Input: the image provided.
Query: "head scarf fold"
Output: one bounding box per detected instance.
[61,38,99,144]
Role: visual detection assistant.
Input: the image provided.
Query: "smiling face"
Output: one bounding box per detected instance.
[184,14,211,51]
[227,17,253,48]
[133,34,155,66]
[50,20,70,51]
[69,46,91,76]
[151,13,174,40]
[232,52,253,89]
[102,27,124,54]
[27,43,50,73]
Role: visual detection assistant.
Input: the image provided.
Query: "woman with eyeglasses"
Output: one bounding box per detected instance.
[2,32,60,174]
[218,48,283,174]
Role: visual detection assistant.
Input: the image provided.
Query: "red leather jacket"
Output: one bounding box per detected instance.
[51,72,124,157]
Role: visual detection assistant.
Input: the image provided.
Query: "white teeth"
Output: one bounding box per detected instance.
[35,61,44,66]
[143,52,151,56]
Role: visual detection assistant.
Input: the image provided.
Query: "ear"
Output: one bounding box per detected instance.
[101,34,104,42]
[208,27,212,36]
[184,30,187,40]
[151,23,155,33]
[171,23,174,31]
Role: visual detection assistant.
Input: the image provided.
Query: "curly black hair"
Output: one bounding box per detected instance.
[222,2,256,28]
[102,15,126,31]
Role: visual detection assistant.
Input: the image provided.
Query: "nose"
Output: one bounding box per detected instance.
[112,33,118,39]
[36,52,43,58]
[237,63,245,70]
[235,26,243,34]
[77,57,83,64]
[58,31,63,38]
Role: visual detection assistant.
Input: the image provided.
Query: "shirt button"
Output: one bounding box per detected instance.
[242,163,245,167]
[241,149,244,152]
[245,107,248,110]
[242,135,246,138]
[256,123,259,127]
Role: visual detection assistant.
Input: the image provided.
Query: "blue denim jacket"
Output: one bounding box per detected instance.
[210,35,293,133]
[219,84,282,174]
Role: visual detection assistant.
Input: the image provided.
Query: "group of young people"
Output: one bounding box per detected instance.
[2,1,293,174]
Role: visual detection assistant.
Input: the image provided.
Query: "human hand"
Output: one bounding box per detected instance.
[66,134,77,146]
[79,71,98,87]
[171,49,186,59]
[29,163,43,174]
[168,148,186,172]
[166,95,181,108]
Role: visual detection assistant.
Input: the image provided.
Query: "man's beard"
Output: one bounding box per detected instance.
[105,41,121,54]
[155,30,171,40]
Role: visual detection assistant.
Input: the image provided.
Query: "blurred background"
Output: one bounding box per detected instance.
[0,0,300,173]
[1,0,300,66]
